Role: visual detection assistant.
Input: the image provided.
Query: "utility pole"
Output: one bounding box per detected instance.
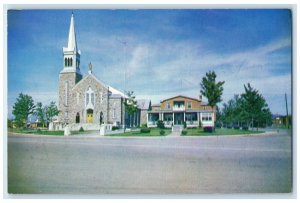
[285,93,289,129]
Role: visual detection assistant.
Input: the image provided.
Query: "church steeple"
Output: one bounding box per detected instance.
[67,13,77,52]
[61,12,81,74]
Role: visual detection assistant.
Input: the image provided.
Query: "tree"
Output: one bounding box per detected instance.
[45,101,60,123]
[200,71,225,109]
[240,83,271,130]
[12,93,35,128]
[200,71,225,130]
[124,91,138,129]
[34,102,46,127]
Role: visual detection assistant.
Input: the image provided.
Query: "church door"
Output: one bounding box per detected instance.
[86,109,93,123]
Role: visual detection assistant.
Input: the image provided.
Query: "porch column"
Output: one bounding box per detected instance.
[146,113,149,124]
[184,112,186,122]
[173,113,174,125]
[162,112,164,122]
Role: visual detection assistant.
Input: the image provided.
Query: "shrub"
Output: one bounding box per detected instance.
[157,120,165,129]
[183,121,187,129]
[203,126,214,133]
[242,126,249,130]
[160,130,165,135]
[112,126,119,131]
[79,127,84,132]
[215,122,222,128]
[181,130,188,135]
[37,128,42,133]
[141,124,147,128]
[233,125,240,130]
[226,124,233,129]
[140,128,151,133]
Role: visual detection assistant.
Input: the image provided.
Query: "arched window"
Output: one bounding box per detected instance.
[100,112,103,124]
[70,58,73,66]
[65,58,67,67]
[91,93,94,105]
[67,58,70,67]
[65,81,69,106]
[76,112,80,123]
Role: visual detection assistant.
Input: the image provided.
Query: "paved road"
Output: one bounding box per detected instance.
[7,131,292,195]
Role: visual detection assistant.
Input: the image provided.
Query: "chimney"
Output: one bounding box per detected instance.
[199,95,202,102]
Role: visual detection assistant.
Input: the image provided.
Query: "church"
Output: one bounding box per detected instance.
[57,13,216,130]
[58,13,129,128]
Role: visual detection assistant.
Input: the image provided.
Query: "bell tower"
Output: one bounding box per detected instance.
[59,13,82,123]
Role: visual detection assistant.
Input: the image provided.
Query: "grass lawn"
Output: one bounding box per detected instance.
[107,128,171,136]
[182,128,264,136]
[9,128,65,136]
[8,128,97,136]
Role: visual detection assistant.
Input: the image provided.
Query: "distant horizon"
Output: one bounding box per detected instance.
[7,9,292,118]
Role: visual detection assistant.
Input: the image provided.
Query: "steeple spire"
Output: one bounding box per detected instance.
[67,13,77,51]
[62,12,81,75]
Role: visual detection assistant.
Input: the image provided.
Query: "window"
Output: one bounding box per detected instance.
[76,93,79,105]
[186,113,197,121]
[202,113,212,121]
[91,93,94,105]
[113,109,116,119]
[167,102,171,109]
[100,92,103,103]
[65,58,68,67]
[86,93,89,105]
[187,102,192,109]
[65,81,68,106]
[85,87,95,107]
[163,113,173,121]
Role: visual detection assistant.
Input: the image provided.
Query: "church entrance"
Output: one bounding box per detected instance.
[86,109,93,123]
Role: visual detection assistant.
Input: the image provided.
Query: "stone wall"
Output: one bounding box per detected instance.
[140,109,148,125]
[71,74,109,125]
[108,96,124,126]
[59,73,125,126]
[58,72,82,123]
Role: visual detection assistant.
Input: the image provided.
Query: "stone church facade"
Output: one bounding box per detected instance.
[58,14,127,127]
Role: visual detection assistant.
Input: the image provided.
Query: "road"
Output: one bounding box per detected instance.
[7,131,292,195]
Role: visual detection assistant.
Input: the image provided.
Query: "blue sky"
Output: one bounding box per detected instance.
[7,9,292,117]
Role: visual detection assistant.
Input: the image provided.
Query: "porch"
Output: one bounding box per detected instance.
[147,112,213,128]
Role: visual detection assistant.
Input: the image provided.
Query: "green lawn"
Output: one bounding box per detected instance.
[107,128,171,136]
[181,128,264,136]
[8,128,97,136]
[9,128,65,136]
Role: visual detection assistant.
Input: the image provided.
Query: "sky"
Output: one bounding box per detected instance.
[7,9,292,118]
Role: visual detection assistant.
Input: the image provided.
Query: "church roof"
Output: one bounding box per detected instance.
[73,73,128,99]
[137,99,151,110]
[108,85,128,98]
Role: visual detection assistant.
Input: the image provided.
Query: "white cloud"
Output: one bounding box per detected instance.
[9,36,291,116]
